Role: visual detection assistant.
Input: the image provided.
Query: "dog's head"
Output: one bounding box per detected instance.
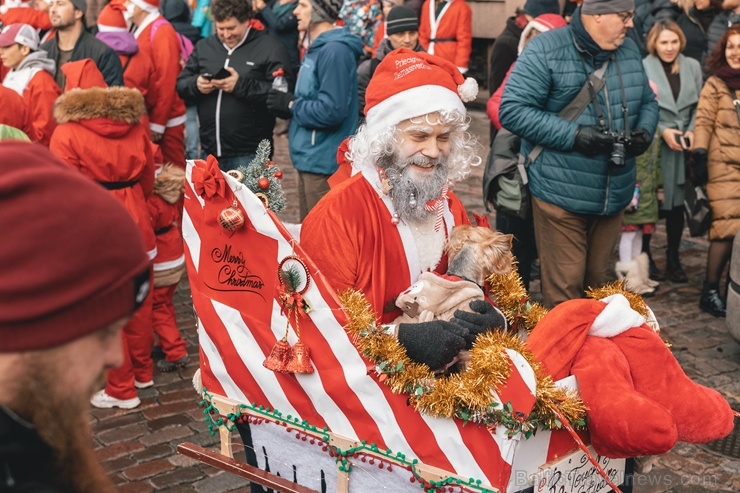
[445,225,514,278]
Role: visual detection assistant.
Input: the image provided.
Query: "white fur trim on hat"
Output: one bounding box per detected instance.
[588,293,645,338]
[457,77,478,102]
[365,84,466,129]
[130,0,158,13]
[97,25,129,32]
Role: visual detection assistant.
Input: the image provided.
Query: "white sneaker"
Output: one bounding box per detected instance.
[134,379,154,389]
[90,390,141,409]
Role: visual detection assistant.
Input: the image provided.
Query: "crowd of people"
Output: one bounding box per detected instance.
[1,0,739,487]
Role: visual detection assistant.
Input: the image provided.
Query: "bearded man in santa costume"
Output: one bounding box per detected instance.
[301,49,502,370]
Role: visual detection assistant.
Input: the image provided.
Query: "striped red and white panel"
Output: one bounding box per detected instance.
[183,161,540,492]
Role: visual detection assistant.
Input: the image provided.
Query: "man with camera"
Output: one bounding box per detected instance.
[176,0,293,170]
[499,0,658,308]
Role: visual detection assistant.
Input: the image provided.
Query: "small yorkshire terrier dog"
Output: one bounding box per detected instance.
[395,225,513,324]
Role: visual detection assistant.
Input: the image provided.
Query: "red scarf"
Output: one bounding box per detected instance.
[715,65,740,91]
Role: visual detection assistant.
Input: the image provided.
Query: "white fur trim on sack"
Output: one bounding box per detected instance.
[589,293,645,338]
[365,84,466,129]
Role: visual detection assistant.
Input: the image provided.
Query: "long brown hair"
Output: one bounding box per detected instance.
[646,19,686,74]
[706,24,740,75]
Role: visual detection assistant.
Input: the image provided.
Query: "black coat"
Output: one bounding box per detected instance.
[489,16,523,95]
[41,29,124,87]
[0,407,61,493]
[176,28,294,158]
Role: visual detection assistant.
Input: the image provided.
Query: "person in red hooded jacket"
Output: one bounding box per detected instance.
[147,146,189,372]
[0,83,37,140]
[128,0,187,167]
[0,23,60,146]
[49,59,156,409]
[95,0,157,127]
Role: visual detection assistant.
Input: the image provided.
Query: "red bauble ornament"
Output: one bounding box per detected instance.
[258,177,270,190]
[219,201,245,231]
[274,170,283,180]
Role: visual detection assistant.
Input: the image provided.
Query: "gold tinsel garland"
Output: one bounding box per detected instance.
[339,290,587,436]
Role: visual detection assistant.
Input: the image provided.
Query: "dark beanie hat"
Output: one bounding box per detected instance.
[70,0,87,13]
[582,0,635,15]
[310,0,342,22]
[0,142,151,352]
[386,6,419,35]
[522,0,560,17]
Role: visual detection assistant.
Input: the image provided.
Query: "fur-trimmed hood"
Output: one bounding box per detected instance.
[54,86,146,126]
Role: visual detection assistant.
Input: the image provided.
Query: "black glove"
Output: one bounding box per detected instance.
[692,148,708,186]
[266,88,293,119]
[397,321,468,369]
[451,300,508,348]
[626,128,652,156]
[573,125,614,156]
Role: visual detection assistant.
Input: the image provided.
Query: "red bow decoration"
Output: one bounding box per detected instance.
[277,284,306,315]
[192,155,227,198]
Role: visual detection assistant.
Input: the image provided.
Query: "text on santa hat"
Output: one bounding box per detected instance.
[394,62,432,80]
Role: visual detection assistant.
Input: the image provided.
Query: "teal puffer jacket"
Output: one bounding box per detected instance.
[499,26,659,215]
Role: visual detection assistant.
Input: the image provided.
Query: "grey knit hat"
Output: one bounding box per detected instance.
[386,6,418,35]
[310,0,342,23]
[581,0,635,15]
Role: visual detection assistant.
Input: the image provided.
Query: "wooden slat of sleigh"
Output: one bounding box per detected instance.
[177,442,321,493]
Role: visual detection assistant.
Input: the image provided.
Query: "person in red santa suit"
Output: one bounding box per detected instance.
[49,59,157,409]
[95,0,157,127]
[0,0,52,31]
[147,147,189,372]
[0,23,60,146]
[0,83,37,140]
[301,49,499,370]
[418,0,471,74]
[127,0,187,168]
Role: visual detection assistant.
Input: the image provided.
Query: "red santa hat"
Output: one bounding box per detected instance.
[364,48,478,130]
[97,0,129,32]
[517,13,567,55]
[0,0,33,15]
[61,58,107,92]
[0,142,151,352]
[130,0,159,14]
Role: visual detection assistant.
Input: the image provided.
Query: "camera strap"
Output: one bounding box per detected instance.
[523,58,610,171]
[577,54,629,136]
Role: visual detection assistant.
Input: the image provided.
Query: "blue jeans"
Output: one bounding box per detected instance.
[185,106,203,160]
[217,154,256,172]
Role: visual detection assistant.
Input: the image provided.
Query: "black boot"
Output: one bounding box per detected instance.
[700,282,726,317]
[647,253,665,281]
[665,253,688,283]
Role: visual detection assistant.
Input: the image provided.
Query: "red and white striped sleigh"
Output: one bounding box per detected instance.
[181,159,626,493]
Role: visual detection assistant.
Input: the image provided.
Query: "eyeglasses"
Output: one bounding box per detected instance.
[615,11,635,24]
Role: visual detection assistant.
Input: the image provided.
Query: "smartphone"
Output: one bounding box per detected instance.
[674,133,690,149]
[210,68,231,80]
[201,73,213,80]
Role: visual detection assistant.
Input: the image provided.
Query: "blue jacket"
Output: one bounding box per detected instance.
[499,26,659,215]
[288,28,363,176]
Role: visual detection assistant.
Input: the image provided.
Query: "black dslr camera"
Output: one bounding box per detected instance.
[601,128,630,167]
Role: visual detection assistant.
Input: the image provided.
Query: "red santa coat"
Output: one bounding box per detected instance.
[418,0,472,71]
[119,50,157,127]
[0,84,36,140]
[0,7,51,30]
[3,68,60,146]
[49,86,156,258]
[133,14,186,135]
[147,166,185,280]
[301,171,470,323]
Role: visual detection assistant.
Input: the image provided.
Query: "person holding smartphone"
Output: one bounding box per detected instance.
[176,0,293,171]
[642,19,703,283]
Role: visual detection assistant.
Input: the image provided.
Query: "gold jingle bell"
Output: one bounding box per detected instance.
[219,200,245,231]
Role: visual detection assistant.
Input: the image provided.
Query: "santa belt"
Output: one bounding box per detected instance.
[154,225,173,236]
[429,37,456,42]
[98,180,138,190]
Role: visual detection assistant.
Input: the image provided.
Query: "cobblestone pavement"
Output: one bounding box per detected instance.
[91,107,740,493]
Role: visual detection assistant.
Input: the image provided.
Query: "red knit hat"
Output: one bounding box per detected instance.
[97,0,129,32]
[61,58,107,91]
[130,0,159,13]
[0,142,151,352]
[364,48,478,129]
